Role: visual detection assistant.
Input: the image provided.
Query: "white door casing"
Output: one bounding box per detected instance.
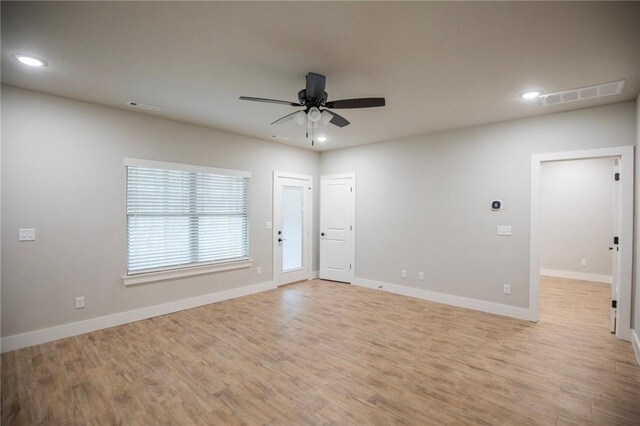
[320,173,355,283]
[273,172,313,286]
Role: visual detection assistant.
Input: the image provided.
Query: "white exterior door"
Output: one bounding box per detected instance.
[320,174,355,283]
[274,173,312,286]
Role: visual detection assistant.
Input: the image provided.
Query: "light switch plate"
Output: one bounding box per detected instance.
[401,270,407,278]
[503,284,511,295]
[265,221,272,230]
[497,225,512,236]
[418,272,425,281]
[19,228,36,241]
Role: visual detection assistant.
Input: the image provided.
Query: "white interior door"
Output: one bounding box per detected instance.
[320,174,355,283]
[274,173,312,286]
[610,160,621,333]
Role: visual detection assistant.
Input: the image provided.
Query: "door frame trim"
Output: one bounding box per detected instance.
[320,173,356,283]
[530,146,634,340]
[273,171,314,286]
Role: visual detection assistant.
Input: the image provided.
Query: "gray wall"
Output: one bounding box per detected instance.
[540,158,614,277]
[320,101,636,309]
[1,86,320,337]
[2,85,637,339]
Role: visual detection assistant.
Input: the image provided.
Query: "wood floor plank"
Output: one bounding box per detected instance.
[2,276,640,425]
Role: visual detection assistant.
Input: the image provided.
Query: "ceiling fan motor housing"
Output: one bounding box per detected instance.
[298,89,328,107]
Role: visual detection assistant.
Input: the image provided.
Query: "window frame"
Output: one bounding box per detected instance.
[122,158,252,286]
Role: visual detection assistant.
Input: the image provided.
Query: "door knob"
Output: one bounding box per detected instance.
[278,238,285,242]
[321,232,325,237]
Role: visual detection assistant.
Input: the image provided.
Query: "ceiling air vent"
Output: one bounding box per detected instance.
[540,80,624,107]
[127,101,161,112]
[271,135,290,141]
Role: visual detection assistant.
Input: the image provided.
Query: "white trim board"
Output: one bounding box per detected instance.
[540,269,612,284]
[124,157,251,178]
[632,329,640,367]
[1,280,276,353]
[352,277,531,321]
[530,146,634,341]
[123,259,252,286]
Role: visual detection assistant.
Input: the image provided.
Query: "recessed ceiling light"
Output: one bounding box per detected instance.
[520,90,542,100]
[317,136,327,142]
[14,54,47,67]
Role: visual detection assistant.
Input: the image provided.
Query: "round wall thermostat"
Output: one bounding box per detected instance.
[491,200,502,210]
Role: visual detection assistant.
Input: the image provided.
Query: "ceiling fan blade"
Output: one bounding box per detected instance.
[325,97,386,109]
[271,110,305,125]
[325,110,350,128]
[305,72,326,102]
[239,96,299,106]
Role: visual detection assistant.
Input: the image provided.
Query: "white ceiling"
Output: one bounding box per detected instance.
[2,2,639,151]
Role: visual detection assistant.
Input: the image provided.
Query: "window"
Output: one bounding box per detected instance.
[125,158,250,275]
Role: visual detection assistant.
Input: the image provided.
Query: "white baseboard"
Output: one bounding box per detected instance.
[1,280,276,353]
[352,277,532,321]
[540,269,612,284]
[632,329,640,367]
[310,270,319,279]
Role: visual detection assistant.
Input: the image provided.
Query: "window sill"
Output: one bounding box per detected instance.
[122,259,252,286]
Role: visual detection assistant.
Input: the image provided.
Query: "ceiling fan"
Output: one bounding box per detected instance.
[240,72,385,145]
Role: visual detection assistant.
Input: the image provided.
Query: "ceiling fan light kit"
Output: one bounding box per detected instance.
[240,72,386,146]
[307,107,322,122]
[295,111,307,126]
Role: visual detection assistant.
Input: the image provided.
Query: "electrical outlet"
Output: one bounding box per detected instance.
[257,266,262,275]
[418,272,425,281]
[503,285,511,295]
[401,270,407,278]
[75,296,85,309]
[497,225,512,236]
[581,259,587,266]
[18,228,36,241]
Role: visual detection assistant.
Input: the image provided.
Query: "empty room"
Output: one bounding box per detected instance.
[2,2,640,425]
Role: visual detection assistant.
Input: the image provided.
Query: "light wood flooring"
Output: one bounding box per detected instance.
[2,276,640,425]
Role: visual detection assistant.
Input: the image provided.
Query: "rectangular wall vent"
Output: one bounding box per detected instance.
[271,135,290,141]
[541,80,624,107]
[127,101,162,112]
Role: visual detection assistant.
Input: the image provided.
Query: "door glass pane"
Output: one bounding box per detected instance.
[282,186,303,271]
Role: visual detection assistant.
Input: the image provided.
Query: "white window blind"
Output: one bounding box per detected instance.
[126,159,250,275]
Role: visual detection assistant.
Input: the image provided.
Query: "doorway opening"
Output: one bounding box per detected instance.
[529,146,634,340]
[538,157,618,331]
